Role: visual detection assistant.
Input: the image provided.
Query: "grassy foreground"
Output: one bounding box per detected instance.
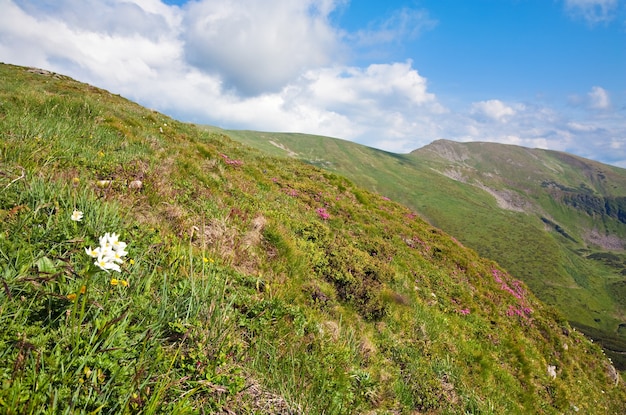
[1,63,625,414]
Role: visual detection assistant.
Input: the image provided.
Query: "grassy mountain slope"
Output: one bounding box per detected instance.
[1,63,625,414]
[411,140,626,365]
[214,129,626,370]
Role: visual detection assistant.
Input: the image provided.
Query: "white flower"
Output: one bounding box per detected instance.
[109,248,128,264]
[108,233,127,251]
[88,232,128,273]
[85,247,100,258]
[95,254,121,273]
[99,233,112,249]
[71,210,83,222]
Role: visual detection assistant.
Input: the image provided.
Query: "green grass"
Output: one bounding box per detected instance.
[1,63,625,413]
[218,128,626,364]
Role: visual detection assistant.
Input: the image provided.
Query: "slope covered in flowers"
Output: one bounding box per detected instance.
[0,63,624,414]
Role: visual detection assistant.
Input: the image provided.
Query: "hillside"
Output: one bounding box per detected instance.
[1,63,625,414]
[218,129,626,371]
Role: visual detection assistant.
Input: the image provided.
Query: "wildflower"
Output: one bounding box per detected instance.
[110,278,118,286]
[108,232,128,251]
[85,247,100,258]
[203,257,209,263]
[88,232,128,272]
[110,248,128,264]
[99,233,112,249]
[316,207,330,220]
[71,210,84,222]
[96,254,121,273]
[68,285,86,300]
[220,153,244,166]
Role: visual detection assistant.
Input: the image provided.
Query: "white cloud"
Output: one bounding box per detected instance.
[563,0,620,24]
[588,86,611,109]
[16,0,178,37]
[470,100,518,122]
[182,0,343,95]
[301,61,439,112]
[567,121,598,132]
[0,0,183,87]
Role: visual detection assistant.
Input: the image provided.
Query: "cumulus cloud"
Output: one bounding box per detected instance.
[300,61,439,112]
[588,86,611,109]
[16,0,178,37]
[470,100,518,122]
[182,0,343,96]
[563,0,620,24]
[0,0,183,86]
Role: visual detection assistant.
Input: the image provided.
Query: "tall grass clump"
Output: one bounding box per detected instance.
[0,176,245,413]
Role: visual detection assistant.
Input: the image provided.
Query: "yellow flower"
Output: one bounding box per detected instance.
[67,293,77,301]
[79,285,86,294]
[111,278,129,287]
[129,259,135,265]
[203,257,209,263]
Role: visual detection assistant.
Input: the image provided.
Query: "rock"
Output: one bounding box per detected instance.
[129,180,143,190]
[607,362,620,386]
[27,67,51,75]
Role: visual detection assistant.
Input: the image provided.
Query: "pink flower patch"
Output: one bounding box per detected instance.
[220,154,243,166]
[316,207,330,220]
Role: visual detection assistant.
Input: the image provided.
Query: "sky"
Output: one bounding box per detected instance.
[1,0,625,165]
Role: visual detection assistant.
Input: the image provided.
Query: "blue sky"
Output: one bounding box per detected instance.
[1,0,625,165]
